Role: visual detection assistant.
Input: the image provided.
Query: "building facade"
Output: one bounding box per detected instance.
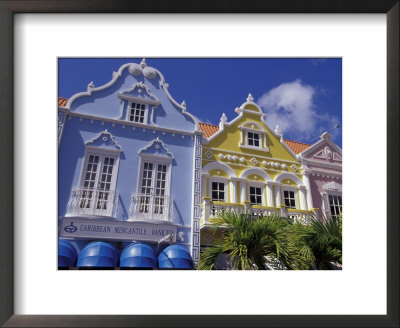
[299,132,342,219]
[58,59,202,269]
[198,95,315,246]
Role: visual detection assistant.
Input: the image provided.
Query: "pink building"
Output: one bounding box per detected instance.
[300,132,342,219]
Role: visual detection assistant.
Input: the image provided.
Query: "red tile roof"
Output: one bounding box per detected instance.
[58,97,68,107]
[198,122,219,138]
[284,139,311,154]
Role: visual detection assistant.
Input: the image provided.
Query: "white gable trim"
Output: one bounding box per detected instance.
[202,161,237,178]
[274,172,304,187]
[300,134,342,158]
[239,167,272,182]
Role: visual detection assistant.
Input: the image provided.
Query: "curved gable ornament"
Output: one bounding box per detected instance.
[274,172,304,186]
[202,162,236,178]
[139,138,173,160]
[239,167,272,182]
[66,59,198,129]
[239,121,264,131]
[118,82,160,106]
[85,130,122,152]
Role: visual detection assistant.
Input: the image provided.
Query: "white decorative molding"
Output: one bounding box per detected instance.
[205,150,213,159]
[191,134,202,263]
[274,124,282,136]
[202,161,237,177]
[143,66,157,79]
[240,167,272,182]
[333,152,342,161]
[324,146,333,159]
[128,63,142,76]
[85,130,122,152]
[291,164,298,172]
[250,157,259,166]
[322,181,342,191]
[138,137,174,160]
[219,113,228,129]
[118,82,160,106]
[66,60,198,131]
[202,146,301,165]
[218,153,225,160]
[274,172,304,186]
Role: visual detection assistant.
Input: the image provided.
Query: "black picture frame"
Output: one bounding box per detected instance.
[0,1,398,327]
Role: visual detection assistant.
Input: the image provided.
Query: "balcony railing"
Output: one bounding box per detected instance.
[66,188,119,218]
[129,193,174,223]
[201,198,314,225]
[210,202,245,218]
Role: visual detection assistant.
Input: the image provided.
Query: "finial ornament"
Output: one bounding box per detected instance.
[140,58,147,68]
[88,81,94,89]
[275,124,282,136]
[220,113,227,123]
[247,93,254,102]
[181,100,186,107]
[320,132,332,140]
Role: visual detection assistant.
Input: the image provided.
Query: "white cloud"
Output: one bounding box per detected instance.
[257,79,338,142]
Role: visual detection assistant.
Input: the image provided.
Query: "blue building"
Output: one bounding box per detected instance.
[58,59,202,269]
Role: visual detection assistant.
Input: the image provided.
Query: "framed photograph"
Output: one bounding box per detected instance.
[0,1,398,327]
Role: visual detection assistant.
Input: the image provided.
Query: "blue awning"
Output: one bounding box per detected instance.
[158,245,193,269]
[120,243,156,269]
[58,240,77,267]
[77,241,118,268]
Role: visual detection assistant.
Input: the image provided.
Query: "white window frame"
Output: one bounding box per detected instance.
[246,131,261,148]
[248,182,266,206]
[208,177,228,203]
[209,178,228,202]
[133,153,173,221]
[137,154,172,196]
[126,101,149,124]
[327,194,342,219]
[282,187,298,209]
[75,147,120,216]
[239,122,269,151]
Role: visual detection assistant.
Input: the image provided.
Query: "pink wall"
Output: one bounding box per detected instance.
[302,137,342,211]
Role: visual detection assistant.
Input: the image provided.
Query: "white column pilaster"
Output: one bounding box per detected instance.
[299,186,308,210]
[302,170,313,209]
[275,183,282,207]
[201,174,208,198]
[229,179,237,204]
[240,181,246,203]
[266,183,274,207]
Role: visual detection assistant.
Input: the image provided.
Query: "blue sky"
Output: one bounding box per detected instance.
[58,58,342,147]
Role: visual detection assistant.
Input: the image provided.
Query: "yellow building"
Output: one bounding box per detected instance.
[198,94,314,246]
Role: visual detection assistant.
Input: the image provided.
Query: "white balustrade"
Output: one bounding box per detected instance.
[129,193,174,222]
[66,188,119,218]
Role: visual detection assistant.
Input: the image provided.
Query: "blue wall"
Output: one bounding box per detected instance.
[58,61,200,256]
[58,118,196,227]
